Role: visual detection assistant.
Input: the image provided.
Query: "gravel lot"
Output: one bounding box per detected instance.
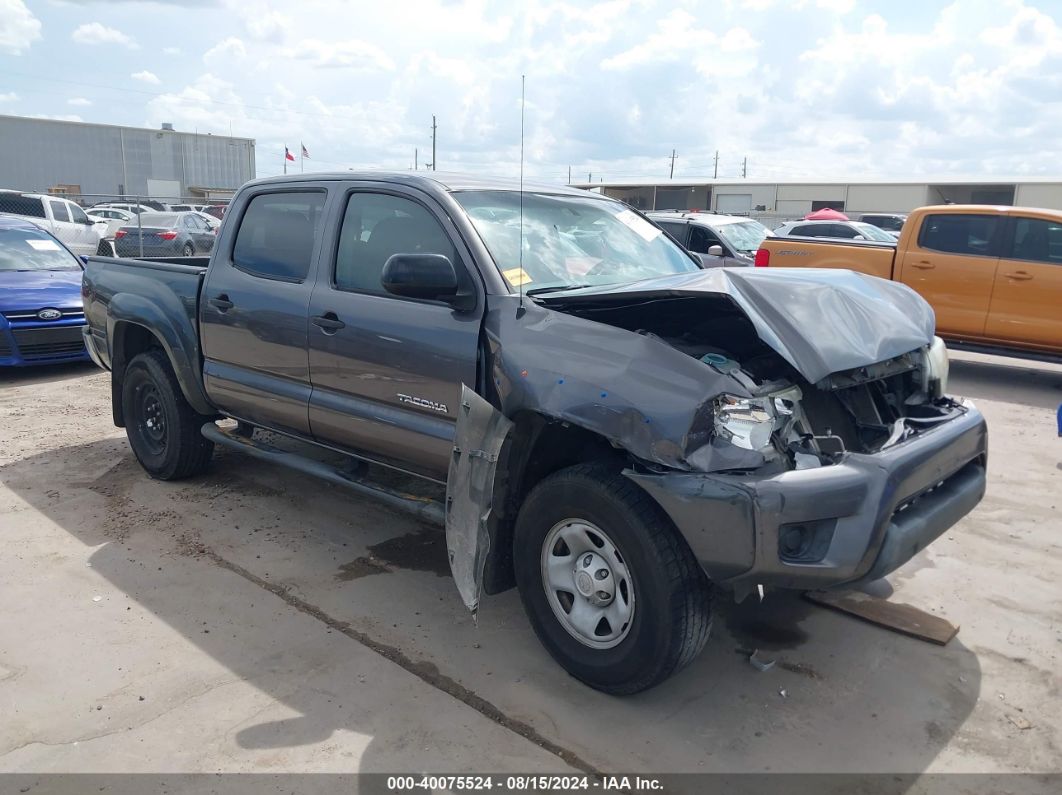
[0,351,1059,779]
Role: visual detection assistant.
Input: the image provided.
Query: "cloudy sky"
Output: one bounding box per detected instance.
[1,0,1061,183]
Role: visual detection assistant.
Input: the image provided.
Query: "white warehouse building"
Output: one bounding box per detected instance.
[573,178,1062,218]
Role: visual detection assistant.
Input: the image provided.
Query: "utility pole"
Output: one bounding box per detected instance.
[431,115,437,172]
[415,147,418,170]
[588,172,592,183]
[669,149,677,179]
[568,165,571,184]
[713,150,719,179]
[741,156,747,178]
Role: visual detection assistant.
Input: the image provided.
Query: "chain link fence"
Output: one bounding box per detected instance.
[0,189,230,257]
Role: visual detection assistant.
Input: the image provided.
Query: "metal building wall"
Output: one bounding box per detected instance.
[0,114,255,198]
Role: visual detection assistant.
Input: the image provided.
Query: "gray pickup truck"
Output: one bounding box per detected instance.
[82,173,988,694]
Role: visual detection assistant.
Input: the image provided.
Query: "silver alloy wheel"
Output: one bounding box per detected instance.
[540,519,635,649]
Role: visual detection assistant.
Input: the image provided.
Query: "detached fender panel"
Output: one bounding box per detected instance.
[445,385,513,614]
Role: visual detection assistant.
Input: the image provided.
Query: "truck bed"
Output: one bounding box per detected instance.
[759,236,897,280]
[81,255,210,407]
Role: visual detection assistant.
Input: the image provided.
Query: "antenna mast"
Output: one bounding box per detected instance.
[518,74,526,311]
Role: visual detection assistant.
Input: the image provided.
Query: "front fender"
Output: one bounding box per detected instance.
[107,292,214,416]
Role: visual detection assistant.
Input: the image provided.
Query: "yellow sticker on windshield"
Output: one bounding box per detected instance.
[502,267,533,286]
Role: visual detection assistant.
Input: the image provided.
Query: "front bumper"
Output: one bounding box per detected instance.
[627,400,988,590]
[0,321,90,367]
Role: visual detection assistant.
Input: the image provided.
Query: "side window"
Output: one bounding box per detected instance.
[830,224,859,239]
[49,200,71,223]
[183,215,197,230]
[0,195,46,218]
[334,192,458,295]
[688,226,722,254]
[69,204,90,224]
[232,191,326,282]
[919,214,1000,256]
[656,221,688,245]
[791,225,819,237]
[1010,217,1062,264]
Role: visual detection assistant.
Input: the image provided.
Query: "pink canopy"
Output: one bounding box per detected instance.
[804,207,849,221]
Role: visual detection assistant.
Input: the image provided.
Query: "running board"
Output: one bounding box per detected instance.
[201,422,445,526]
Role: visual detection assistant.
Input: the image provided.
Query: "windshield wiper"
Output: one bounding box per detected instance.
[525,284,594,296]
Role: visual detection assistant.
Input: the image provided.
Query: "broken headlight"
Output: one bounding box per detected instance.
[713,394,778,451]
[922,336,950,399]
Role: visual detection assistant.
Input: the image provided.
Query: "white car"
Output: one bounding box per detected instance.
[773,219,897,243]
[87,207,137,236]
[0,191,102,256]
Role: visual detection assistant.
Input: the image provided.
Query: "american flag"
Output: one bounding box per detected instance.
[301,143,310,159]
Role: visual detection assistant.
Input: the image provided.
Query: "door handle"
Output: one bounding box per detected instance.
[208,294,234,311]
[910,261,935,270]
[1006,270,1033,281]
[312,312,346,332]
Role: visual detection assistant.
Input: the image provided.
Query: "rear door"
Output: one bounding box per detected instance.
[200,187,329,436]
[183,214,214,252]
[306,185,483,481]
[66,202,100,255]
[983,214,1062,349]
[897,212,1002,338]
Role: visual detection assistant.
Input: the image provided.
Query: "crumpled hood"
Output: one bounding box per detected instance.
[536,267,935,383]
[0,269,84,314]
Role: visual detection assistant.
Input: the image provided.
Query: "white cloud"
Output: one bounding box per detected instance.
[245,9,291,43]
[163,46,181,55]
[0,91,18,102]
[284,38,396,71]
[67,97,92,106]
[131,70,161,85]
[0,0,41,55]
[72,22,138,49]
[204,36,247,63]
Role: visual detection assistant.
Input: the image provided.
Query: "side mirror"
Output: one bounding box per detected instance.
[707,244,724,257]
[381,253,459,301]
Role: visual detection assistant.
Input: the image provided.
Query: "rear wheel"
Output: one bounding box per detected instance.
[122,349,214,479]
[182,242,195,256]
[513,462,713,694]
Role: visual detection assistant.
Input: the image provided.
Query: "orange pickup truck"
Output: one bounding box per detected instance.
[755,205,1062,359]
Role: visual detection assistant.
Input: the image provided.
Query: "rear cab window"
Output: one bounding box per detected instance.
[1009,217,1062,264]
[918,214,1001,257]
[231,191,327,282]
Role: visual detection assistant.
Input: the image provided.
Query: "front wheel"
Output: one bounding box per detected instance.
[513,463,713,695]
[122,349,214,479]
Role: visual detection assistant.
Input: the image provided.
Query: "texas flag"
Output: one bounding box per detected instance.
[284,146,295,162]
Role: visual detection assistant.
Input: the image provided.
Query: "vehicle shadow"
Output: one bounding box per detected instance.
[2,438,983,783]
[0,360,99,389]
[949,354,1062,411]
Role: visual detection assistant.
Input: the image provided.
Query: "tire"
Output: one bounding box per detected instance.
[513,462,713,695]
[182,242,195,256]
[122,349,214,480]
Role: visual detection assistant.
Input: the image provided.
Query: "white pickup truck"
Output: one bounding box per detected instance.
[0,191,103,256]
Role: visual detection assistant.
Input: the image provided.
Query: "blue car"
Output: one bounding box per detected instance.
[0,217,90,366]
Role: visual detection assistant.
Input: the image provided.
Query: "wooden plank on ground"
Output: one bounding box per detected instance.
[804,590,959,646]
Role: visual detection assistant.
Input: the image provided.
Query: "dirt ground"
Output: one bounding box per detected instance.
[0,351,1059,780]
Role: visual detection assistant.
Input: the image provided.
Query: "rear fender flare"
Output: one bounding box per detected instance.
[107,293,213,417]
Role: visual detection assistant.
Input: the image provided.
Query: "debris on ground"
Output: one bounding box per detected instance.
[1007,714,1033,730]
[804,589,959,645]
[748,650,776,672]
[778,688,788,699]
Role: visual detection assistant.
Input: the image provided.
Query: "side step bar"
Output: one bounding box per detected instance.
[201,422,445,526]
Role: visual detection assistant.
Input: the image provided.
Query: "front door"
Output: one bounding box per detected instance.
[200,188,328,436]
[307,187,483,481]
[897,212,1002,338]
[984,215,1062,350]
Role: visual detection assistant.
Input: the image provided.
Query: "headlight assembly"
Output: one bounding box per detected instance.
[923,336,950,399]
[713,394,778,451]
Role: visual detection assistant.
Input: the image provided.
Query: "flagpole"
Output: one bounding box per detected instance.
[283,147,287,175]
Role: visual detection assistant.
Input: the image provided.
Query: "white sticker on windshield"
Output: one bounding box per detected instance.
[615,209,662,242]
[27,239,62,251]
